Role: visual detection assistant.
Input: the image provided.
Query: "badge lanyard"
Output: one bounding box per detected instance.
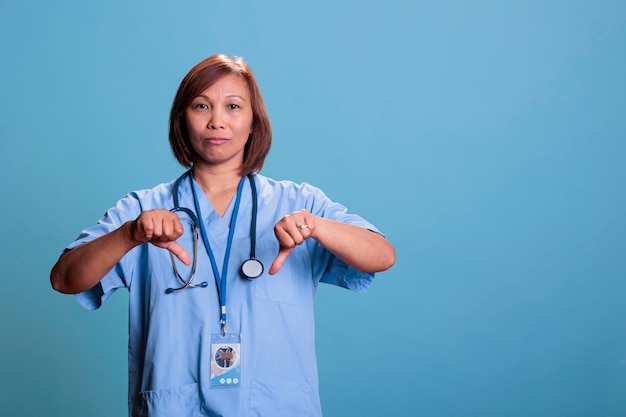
[191,174,245,336]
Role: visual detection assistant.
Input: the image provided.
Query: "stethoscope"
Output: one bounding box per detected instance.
[167,170,264,291]
[167,170,264,334]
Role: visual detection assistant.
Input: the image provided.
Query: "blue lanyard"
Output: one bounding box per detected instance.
[190,173,245,335]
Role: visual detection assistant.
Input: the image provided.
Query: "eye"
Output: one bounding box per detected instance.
[194,103,209,110]
[228,103,240,110]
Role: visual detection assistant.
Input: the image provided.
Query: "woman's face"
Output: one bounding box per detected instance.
[185,74,254,170]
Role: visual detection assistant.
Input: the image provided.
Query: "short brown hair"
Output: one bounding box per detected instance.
[168,54,272,175]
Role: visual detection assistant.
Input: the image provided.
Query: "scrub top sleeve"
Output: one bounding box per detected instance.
[65,194,142,310]
[301,183,382,293]
[320,256,375,293]
[75,261,129,310]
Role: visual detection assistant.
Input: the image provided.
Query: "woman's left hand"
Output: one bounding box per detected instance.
[269,209,396,276]
[269,209,316,275]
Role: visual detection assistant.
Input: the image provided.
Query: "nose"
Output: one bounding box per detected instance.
[208,108,225,129]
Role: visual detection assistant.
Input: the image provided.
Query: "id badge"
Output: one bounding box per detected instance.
[210,333,241,387]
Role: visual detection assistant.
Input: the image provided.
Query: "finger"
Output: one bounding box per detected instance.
[151,215,164,241]
[269,247,293,275]
[274,224,297,249]
[289,211,314,241]
[296,222,312,240]
[161,215,184,242]
[171,216,185,239]
[278,220,308,246]
[165,241,191,266]
[160,216,174,240]
[299,211,316,236]
[137,216,155,242]
[290,225,306,245]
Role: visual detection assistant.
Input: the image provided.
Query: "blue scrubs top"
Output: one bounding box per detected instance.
[67,173,380,417]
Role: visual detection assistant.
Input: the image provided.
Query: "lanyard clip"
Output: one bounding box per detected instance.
[220,306,227,336]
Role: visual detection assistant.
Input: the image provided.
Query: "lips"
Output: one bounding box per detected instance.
[204,137,229,145]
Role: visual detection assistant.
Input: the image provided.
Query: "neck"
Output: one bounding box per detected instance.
[191,165,242,194]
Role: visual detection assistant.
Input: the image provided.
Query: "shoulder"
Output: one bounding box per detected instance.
[253,173,328,199]
[253,173,343,217]
[252,173,377,229]
[127,179,176,207]
[107,176,180,218]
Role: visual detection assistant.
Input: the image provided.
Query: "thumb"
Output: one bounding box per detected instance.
[163,241,191,266]
[269,246,294,275]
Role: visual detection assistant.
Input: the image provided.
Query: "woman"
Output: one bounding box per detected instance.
[51,54,395,417]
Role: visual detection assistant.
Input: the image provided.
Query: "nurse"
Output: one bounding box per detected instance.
[51,54,396,417]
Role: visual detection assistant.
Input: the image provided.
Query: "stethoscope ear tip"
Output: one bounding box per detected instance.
[165,288,175,294]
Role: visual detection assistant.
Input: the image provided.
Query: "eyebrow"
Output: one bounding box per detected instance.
[196,94,248,101]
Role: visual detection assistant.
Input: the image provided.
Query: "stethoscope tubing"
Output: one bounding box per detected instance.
[167,170,263,295]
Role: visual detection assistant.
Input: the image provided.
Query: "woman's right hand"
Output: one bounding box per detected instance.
[51,209,191,294]
[128,209,191,266]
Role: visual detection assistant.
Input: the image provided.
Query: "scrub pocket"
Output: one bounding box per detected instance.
[253,240,310,305]
[250,380,318,417]
[134,383,204,417]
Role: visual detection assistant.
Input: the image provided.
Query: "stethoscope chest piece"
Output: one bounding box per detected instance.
[241,258,264,279]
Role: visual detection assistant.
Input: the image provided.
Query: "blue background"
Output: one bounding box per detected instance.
[1,1,625,416]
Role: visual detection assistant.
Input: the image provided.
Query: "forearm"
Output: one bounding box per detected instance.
[311,217,395,273]
[50,222,139,294]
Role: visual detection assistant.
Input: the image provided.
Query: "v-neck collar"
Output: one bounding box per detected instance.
[190,177,238,234]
